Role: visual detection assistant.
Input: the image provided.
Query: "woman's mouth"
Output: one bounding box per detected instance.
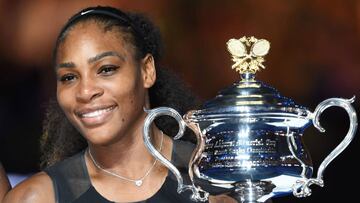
[76,105,117,127]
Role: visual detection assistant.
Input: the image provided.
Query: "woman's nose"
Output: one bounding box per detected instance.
[75,78,104,103]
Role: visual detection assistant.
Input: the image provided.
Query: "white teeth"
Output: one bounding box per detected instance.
[81,106,114,118]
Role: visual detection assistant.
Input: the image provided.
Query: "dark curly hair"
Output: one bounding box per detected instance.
[40,6,199,169]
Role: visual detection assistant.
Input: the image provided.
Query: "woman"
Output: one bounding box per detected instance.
[2,6,236,203]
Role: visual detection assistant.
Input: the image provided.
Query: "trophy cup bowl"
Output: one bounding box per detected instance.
[143,37,358,202]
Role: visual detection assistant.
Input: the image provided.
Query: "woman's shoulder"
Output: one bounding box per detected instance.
[3,172,55,203]
[3,151,87,203]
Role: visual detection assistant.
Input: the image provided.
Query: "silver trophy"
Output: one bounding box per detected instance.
[143,36,358,202]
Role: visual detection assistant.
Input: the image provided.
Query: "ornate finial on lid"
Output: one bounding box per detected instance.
[227,36,270,78]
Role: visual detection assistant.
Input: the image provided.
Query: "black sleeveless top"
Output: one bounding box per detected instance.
[44,140,201,203]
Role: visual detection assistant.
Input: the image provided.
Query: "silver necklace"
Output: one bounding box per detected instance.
[88,131,163,187]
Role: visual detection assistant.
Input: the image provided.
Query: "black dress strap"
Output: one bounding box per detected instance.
[44,151,90,203]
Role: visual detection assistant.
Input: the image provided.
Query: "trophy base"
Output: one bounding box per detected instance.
[228,180,275,203]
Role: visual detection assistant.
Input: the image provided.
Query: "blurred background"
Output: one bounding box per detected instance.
[0,0,359,202]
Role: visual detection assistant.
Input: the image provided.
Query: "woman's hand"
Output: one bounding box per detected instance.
[209,194,238,203]
[209,194,273,203]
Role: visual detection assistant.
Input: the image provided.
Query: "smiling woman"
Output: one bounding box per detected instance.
[55,19,151,147]
[0,5,227,203]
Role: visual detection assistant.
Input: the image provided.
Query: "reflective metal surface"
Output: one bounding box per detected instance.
[142,37,358,202]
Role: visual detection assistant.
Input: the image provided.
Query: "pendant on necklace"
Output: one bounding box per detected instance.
[135,180,143,187]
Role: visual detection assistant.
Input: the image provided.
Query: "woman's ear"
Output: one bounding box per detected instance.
[141,54,156,88]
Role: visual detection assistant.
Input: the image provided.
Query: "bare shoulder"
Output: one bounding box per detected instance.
[3,172,55,203]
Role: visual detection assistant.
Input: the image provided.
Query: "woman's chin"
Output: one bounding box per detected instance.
[79,127,118,146]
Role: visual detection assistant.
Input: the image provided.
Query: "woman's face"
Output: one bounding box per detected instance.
[55,21,155,145]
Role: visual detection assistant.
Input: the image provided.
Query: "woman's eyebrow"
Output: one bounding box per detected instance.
[88,51,125,64]
[56,62,75,69]
[55,51,125,70]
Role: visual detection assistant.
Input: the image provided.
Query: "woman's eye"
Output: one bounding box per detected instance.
[59,74,77,82]
[98,65,119,76]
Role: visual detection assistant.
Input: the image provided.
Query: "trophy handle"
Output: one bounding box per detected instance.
[143,107,209,201]
[293,97,358,197]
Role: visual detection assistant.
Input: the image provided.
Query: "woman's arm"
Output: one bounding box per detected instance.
[0,162,11,202]
[2,172,55,203]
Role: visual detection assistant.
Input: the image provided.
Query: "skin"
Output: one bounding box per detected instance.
[2,21,236,203]
[0,163,11,202]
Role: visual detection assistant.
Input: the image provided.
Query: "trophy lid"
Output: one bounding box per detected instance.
[189,37,310,128]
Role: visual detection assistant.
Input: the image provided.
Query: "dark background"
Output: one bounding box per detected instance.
[0,0,359,202]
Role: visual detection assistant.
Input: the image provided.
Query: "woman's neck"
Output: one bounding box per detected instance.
[87,124,165,179]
